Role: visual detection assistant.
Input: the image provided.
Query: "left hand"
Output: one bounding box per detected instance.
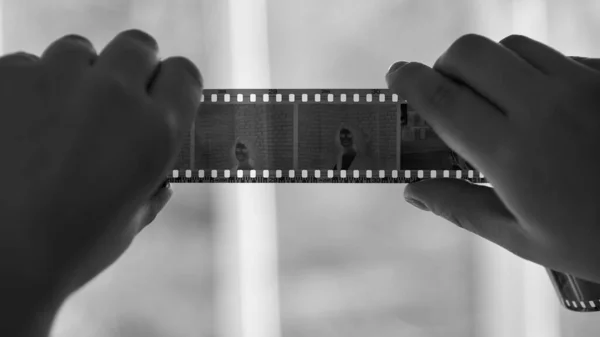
[0,29,201,325]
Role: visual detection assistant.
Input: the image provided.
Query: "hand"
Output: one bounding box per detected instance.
[387,34,600,283]
[0,29,202,329]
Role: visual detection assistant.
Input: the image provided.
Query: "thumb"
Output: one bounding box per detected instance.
[405,178,536,261]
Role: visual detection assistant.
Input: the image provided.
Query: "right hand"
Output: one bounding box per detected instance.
[387,34,600,283]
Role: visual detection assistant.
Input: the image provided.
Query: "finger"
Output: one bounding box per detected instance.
[0,51,40,66]
[499,35,593,78]
[149,56,203,147]
[385,61,408,87]
[386,61,512,177]
[569,56,600,73]
[41,34,97,70]
[433,34,545,119]
[404,178,540,263]
[94,29,160,92]
[135,180,173,233]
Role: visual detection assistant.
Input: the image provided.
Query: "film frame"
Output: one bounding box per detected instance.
[167,89,487,184]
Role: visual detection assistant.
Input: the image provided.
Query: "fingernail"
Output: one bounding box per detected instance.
[386,61,408,87]
[405,197,430,212]
[387,61,408,75]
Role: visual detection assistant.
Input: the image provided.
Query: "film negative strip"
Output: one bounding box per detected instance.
[547,269,600,312]
[167,89,600,311]
[167,89,487,184]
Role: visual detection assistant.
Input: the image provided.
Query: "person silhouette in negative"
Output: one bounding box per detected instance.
[333,127,356,170]
[331,124,371,170]
[231,137,256,171]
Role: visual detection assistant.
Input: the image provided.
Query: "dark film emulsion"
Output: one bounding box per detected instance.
[400,104,474,171]
[297,103,399,171]
[194,103,295,176]
[173,123,194,171]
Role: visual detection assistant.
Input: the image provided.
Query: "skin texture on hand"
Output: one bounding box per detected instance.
[0,29,202,335]
[387,34,600,284]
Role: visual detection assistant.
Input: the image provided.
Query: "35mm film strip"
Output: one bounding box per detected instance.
[167,89,487,184]
[168,89,600,312]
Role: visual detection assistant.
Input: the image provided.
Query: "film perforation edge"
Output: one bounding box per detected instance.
[175,88,479,183]
[166,170,488,184]
[564,298,600,312]
[200,89,410,105]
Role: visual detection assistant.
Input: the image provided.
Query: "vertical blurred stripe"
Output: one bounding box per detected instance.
[470,1,561,336]
[522,260,560,337]
[228,0,271,87]
[214,2,281,337]
[469,5,525,336]
[473,229,526,337]
[0,0,3,56]
[512,1,561,336]
[512,0,548,43]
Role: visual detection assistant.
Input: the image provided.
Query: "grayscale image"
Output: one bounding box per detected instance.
[231,136,259,171]
[194,103,294,171]
[18,1,600,337]
[173,125,193,171]
[297,104,398,170]
[400,107,456,170]
[449,150,475,171]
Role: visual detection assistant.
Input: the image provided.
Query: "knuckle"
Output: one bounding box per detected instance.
[110,39,151,59]
[499,34,528,48]
[393,62,458,112]
[452,33,487,49]
[60,34,94,47]
[0,51,39,62]
[428,79,457,112]
[100,73,135,99]
[393,61,426,84]
[445,34,489,62]
[97,74,167,133]
[85,73,179,175]
[100,69,184,135]
[10,51,37,58]
[117,29,159,51]
[164,56,203,85]
[44,35,95,57]
[41,36,96,61]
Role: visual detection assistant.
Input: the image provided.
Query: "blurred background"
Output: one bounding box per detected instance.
[3,0,600,336]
